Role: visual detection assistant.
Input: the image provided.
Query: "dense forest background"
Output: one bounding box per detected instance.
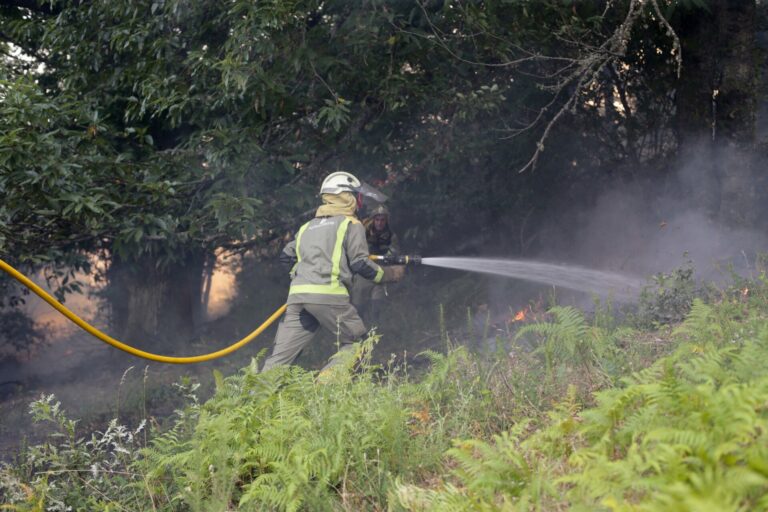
[1,0,767,360]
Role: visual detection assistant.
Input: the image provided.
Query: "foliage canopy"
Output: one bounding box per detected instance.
[0,0,696,271]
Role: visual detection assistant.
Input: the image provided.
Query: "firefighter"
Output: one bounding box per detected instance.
[351,203,399,325]
[261,171,405,372]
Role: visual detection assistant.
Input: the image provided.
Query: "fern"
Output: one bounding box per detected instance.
[515,306,621,384]
[398,305,768,511]
[138,335,447,511]
[674,298,724,346]
[446,425,532,500]
[10,280,768,511]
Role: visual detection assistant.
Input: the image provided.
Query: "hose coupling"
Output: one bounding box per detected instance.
[369,254,422,265]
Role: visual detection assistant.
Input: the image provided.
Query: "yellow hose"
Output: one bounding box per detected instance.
[0,257,286,364]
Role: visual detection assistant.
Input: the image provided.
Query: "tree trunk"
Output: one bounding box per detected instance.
[675,0,757,225]
[105,251,207,349]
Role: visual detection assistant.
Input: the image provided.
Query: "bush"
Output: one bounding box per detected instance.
[0,394,151,511]
[636,261,697,328]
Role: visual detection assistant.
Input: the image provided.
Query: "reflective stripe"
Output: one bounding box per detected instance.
[374,266,384,284]
[290,222,309,277]
[331,218,351,289]
[288,217,351,298]
[289,284,349,296]
[294,222,310,262]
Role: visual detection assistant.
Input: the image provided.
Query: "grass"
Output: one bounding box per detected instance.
[3,271,768,511]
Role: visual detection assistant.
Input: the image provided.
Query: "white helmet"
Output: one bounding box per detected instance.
[320,171,361,195]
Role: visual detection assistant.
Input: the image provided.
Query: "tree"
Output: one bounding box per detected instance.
[0,0,756,355]
[674,0,759,224]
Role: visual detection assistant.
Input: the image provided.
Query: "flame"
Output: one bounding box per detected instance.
[512,309,527,322]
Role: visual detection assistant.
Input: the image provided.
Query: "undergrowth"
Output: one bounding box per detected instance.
[3,274,768,511]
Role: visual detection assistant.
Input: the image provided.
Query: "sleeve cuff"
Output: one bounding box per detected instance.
[374,265,384,284]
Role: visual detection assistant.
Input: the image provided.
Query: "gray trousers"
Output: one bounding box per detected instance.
[261,303,367,372]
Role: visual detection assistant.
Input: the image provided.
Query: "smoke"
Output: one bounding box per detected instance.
[539,142,768,285]
[451,140,768,327]
[0,253,262,461]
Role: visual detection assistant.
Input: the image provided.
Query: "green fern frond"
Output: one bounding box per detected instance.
[674,298,725,345]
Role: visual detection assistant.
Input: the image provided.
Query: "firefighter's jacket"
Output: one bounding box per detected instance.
[280,215,384,305]
[363,218,399,256]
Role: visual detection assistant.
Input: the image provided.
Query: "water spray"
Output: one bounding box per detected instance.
[419,257,644,301]
[372,254,642,299]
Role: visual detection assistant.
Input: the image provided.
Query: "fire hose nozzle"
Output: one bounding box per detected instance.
[369,254,422,265]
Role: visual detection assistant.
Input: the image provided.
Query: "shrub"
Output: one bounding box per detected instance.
[636,261,697,327]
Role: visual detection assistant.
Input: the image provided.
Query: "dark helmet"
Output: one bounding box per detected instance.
[370,204,389,217]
